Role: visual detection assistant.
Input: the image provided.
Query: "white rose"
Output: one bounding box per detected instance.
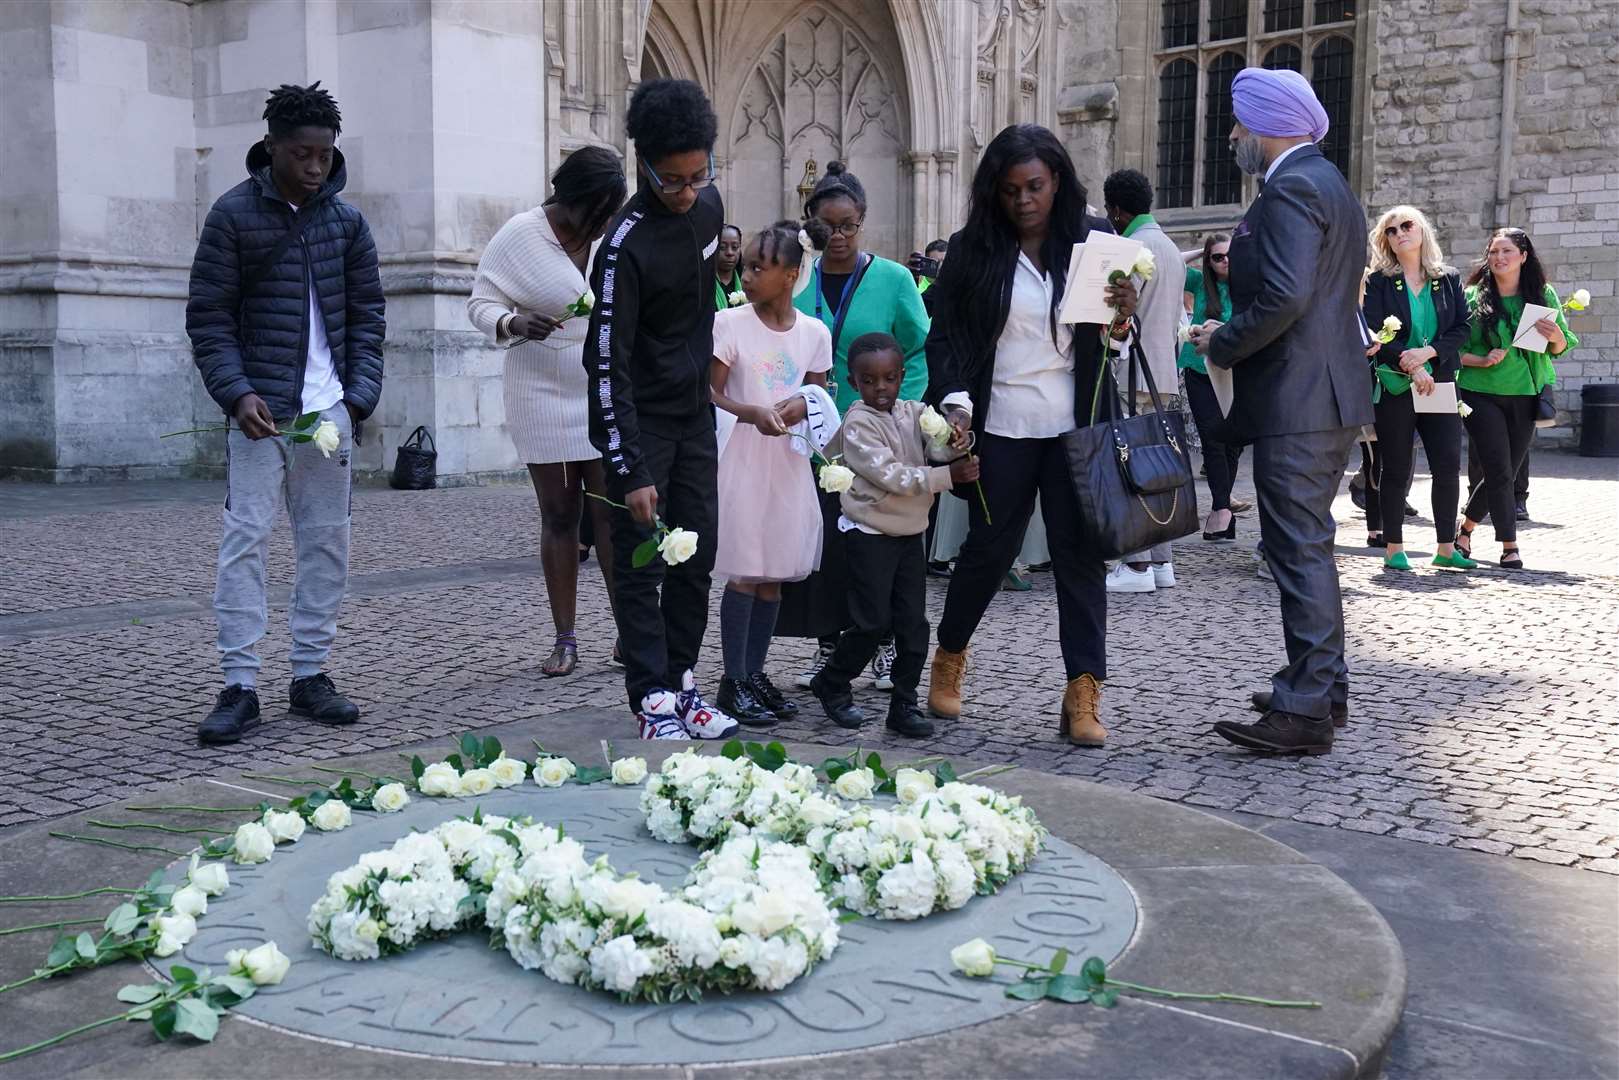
[572,287,595,314]
[232,822,275,864]
[833,768,876,801]
[418,761,460,797]
[798,795,841,828]
[310,419,341,457]
[950,937,997,977]
[488,757,528,787]
[1176,321,1194,345]
[611,757,648,785]
[817,463,855,494]
[1571,288,1591,308]
[917,406,951,448]
[262,809,305,844]
[891,815,926,845]
[894,768,937,806]
[311,800,352,832]
[459,767,497,796]
[188,856,229,897]
[727,290,746,307]
[169,883,208,918]
[534,757,577,788]
[228,941,291,986]
[149,912,197,957]
[371,782,410,812]
[718,936,756,969]
[659,527,700,566]
[1132,247,1156,280]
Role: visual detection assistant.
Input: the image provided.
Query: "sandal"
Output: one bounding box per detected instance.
[1455,523,1474,560]
[1499,549,1523,570]
[541,634,579,678]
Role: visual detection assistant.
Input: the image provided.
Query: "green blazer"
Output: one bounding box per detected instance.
[794,253,930,413]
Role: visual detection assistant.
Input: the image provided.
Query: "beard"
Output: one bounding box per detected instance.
[1233,134,1267,176]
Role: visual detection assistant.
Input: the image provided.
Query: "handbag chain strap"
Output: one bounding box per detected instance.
[1136,488,1180,526]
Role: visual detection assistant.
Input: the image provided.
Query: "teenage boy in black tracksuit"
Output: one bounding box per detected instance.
[585,79,738,741]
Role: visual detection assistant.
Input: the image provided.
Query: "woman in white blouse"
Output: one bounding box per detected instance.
[467,147,626,677]
[923,125,1136,747]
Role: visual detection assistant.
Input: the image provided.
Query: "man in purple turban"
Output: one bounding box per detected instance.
[1187,68,1373,756]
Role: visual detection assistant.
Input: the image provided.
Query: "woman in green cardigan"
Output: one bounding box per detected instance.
[1456,227,1576,570]
[778,162,931,686]
[1179,232,1243,541]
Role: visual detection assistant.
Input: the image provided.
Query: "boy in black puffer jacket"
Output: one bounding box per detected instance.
[185,82,385,745]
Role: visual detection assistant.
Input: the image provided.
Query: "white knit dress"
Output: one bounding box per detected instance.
[467,210,596,465]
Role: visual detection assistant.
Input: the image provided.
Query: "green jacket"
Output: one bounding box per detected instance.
[794,254,930,412]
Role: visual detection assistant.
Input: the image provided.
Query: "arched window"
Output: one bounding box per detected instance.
[1263,43,1302,71]
[1203,53,1244,205]
[1157,59,1197,209]
[1311,36,1354,174]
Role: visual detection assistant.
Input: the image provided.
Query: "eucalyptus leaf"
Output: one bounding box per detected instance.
[174,998,220,1042]
[1045,974,1089,1003]
[1006,978,1049,1001]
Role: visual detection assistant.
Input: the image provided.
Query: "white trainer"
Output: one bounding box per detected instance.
[675,670,740,739]
[637,689,689,741]
[1105,563,1156,593]
[871,640,897,691]
[1152,562,1177,589]
[796,641,834,688]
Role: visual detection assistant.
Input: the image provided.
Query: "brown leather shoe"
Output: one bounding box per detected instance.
[1060,674,1106,747]
[927,646,967,719]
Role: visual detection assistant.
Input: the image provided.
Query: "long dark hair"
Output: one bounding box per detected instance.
[1466,227,1548,347]
[1201,232,1231,321]
[950,125,1091,365]
[544,146,627,253]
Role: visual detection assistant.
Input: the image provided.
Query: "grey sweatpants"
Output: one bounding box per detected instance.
[1124,392,1175,565]
[214,404,352,688]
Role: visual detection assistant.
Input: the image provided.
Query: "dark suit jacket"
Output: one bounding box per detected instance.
[1361,268,1469,380]
[1208,145,1373,439]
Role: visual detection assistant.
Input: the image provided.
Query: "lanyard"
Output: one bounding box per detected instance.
[814,255,864,323]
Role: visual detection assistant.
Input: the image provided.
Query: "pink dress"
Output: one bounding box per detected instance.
[712,305,833,584]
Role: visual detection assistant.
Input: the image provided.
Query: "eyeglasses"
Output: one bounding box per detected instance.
[641,154,716,196]
[817,218,864,238]
[1383,220,1418,238]
[1209,252,1229,263]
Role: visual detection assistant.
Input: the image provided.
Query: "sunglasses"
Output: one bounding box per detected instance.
[1209,252,1229,263]
[1383,220,1418,238]
[642,154,716,196]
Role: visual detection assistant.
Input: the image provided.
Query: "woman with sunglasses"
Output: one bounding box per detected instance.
[1179,232,1244,541]
[780,162,933,692]
[1455,227,1577,570]
[1360,206,1472,570]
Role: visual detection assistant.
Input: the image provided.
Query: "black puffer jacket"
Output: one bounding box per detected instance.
[186,143,385,423]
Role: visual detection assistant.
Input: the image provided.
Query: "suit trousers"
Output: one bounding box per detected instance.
[608,414,719,708]
[936,432,1107,680]
[1252,426,1358,718]
[820,530,928,705]
[1372,390,1461,545]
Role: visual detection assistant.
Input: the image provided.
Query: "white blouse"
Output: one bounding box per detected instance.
[981,251,1075,439]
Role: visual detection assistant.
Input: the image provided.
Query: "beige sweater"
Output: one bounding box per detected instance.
[829,400,953,537]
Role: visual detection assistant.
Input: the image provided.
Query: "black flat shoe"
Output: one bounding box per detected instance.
[198,685,261,745]
[1203,516,1237,542]
[717,676,776,727]
[1250,690,1348,728]
[289,674,360,725]
[1404,502,1419,517]
[1366,534,1386,548]
[748,671,799,718]
[886,699,935,737]
[1214,711,1333,756]
[809,672,865,729]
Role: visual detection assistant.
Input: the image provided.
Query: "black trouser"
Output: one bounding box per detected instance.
[1372,389,1462,545]
[1461,390,1535,544]
[1361,440,1414,535]
[607,414,718,708]
[820,531,928,705]
[1252,426,1358,719]
[1467,432,1531,519]
[936,432,1107,680]
[1183,369,1244,511]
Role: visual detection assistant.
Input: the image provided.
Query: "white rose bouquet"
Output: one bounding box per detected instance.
[307,830,474,962]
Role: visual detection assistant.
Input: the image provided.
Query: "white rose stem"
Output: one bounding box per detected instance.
[600,739,613,767]
[890,755,944,772]
[202,778,290,803]
[955,763,1018,782]
[309,765,385,783]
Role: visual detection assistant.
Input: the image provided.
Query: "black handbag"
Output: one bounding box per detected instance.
[1059,331,1199,560]
[1534,383,1557,427]
[389,426,437,490]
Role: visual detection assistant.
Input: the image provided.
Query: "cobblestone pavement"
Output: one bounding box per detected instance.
[3,449,1616,872]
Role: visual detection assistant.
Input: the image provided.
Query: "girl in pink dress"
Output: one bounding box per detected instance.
[710,220,833,726]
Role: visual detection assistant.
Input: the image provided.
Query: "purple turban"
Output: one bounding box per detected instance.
[1231,67,1329,142]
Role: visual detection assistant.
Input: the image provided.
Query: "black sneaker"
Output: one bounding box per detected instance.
[749,672,799,718]
[1515,499,1530,522]
[198,685,261,745]
[886,698,935,737]
[717,676,776,727]
[289,673,360,726]
[808,672,865,729]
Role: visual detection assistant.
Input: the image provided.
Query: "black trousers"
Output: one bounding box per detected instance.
[1461,390,1536,544]
[607,414,719,708]
[1252,426,1358,719]
[1372,389,1462,545]
[1360,439,1415,535]
[1183,369,1244,511]
[936,432,1107,680]
[1467,431,1531,519]
[821,531,928,704]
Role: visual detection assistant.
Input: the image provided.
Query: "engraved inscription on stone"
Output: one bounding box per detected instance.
[160,784,1138,1065]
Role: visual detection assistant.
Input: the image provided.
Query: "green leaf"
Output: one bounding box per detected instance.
[865,752,883,770]
[493,828,520,847]
[572,766,611,785]
[481,736,502,764]
[117,983,164,1004]
[144,869,166,892]
[935,761,957,784]
[291,411,320,431]
[75,932,97,961]
[1049,948,1070,974]
[836,910,864,924]
[174,998,220,1042]
[213,974,256,1000]
[168,964,197,985]
[46,935,77,968]
[460,733,481,759]
[632,538,659,568]
[472,805,483,825]
[1081,956,1107,989]
[285,432,312,443]
[1005,978,1050,1001]
[1045,974,1089,1003]
[150,1001,178,1041]
[410,755,426,780]
[1089,988,1119,1008]
[445,753,465,773]
[721,740,745,760]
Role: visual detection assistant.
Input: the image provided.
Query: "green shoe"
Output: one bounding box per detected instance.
[1383,551,1412,570]
[1433,551,1478,570]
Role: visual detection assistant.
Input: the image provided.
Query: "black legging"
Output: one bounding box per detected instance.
[1467,433,1530,519]
[1183,369,1243,511]
[1372,388,1462,545]
[1461,389,1536,545]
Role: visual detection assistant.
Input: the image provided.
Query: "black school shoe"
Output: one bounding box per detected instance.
[198,685,261,745]
[809,672,866,729]
[886,698,935,737]
[289,673,360,725]
[749,672,799,719]
[717,676,776,727]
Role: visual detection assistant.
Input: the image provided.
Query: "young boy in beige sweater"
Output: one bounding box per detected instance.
[809,333,979,736]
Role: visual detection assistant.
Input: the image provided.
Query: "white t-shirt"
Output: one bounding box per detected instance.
[288,202,343,416]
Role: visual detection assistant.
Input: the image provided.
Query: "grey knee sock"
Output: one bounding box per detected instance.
[719,588,754,680]
[746,597,780,675]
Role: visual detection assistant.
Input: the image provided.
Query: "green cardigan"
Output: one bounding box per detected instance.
[1457,283,1576,397]
[794,254,930,412]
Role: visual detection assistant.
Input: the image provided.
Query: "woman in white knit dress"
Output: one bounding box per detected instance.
[467,147,627,677]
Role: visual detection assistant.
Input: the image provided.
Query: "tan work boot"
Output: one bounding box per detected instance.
[927,646,968,719]
[1060,674,1106,746]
